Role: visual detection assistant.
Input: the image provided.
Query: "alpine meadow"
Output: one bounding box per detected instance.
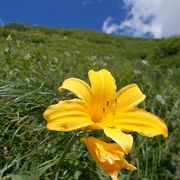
[0,23,180,180]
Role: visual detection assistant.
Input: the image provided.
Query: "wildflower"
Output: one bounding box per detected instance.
[4,47,10,52]
[82,137,136,180]
[141,59,149,65]
[63,36,68,40]
[156,94,166,105]
[43,69,168,153]
[7,34,12,41]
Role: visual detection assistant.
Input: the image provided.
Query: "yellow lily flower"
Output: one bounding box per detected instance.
[82,137,136,180]
[43,69,168,153]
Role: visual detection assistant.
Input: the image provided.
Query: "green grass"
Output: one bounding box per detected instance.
[0,23,180,180]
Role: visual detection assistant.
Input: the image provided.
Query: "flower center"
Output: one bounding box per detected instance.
[90,99,117,124]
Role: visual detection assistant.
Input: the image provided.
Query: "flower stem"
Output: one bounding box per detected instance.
[50,133,78,180]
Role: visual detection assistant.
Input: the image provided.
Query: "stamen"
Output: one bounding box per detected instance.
[107,101,109,106]
[103,101,109,115]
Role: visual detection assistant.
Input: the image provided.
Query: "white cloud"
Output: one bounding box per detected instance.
[102,0,180,38]
[102,17,120,34]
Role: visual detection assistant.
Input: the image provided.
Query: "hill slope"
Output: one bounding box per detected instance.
[0,23,180,179]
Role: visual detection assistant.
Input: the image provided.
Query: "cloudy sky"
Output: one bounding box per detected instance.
[0,0,180,38]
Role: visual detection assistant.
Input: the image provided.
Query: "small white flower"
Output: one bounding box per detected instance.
[7,34,12,41]
[142,60,149,65]
[156,95,166,105]
[4,47,9,52]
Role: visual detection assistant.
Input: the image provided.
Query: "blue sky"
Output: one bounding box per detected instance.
[0,0,180,38]
[0,0,125,29]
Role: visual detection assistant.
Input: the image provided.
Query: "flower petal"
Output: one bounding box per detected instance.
[83,137,135,180]
[120,159,137,171]
[116,84,146,110]
[104,127,133,154]
[88,69,117,122]
[43,99,93,131]
[113,108,168,138]
[83,137,121,168]
[83,137,124,164]
[59,78,92,103]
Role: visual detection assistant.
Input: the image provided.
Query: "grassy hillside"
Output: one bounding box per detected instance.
[0,23,180,180]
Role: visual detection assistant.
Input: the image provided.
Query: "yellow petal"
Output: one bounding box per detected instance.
[83,137,122,173]
[95,143,124,164]
[83,137,135,179]
[116,84,146,110]
[113,108,168,138]
[88,69,117,122]
[122,159,137,171]
[104,127,133,154]
[109,159,136,179]
[59,78,92,103]
[43,99,93,131]
[110,172,119,180]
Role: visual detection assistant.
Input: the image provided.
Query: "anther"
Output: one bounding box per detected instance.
[103,108,105,113]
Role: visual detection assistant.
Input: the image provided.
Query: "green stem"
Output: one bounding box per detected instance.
[50,133,78,180]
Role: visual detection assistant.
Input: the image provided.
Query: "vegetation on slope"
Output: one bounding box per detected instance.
[0,23,180,179]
